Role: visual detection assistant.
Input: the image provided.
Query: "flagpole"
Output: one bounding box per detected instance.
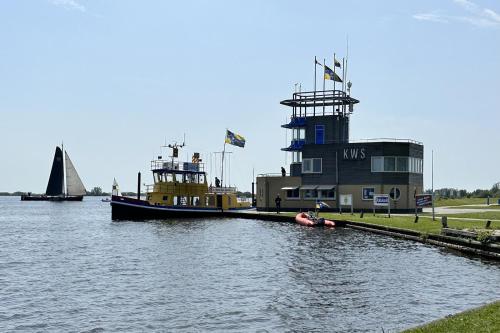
[322,58,326,115]
[221,131,227,187]
[342,58,345,92]
[333,53,336,92]
[314,56,317,116]
[345,35,349,93]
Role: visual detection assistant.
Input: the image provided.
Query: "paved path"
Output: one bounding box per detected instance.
[423,206,500,214]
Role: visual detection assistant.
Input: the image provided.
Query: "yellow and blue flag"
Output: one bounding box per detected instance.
[324,65,343,82]
[225,130,246,148]
[316,201,330,209]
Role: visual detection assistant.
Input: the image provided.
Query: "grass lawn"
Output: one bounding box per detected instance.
[402,301,500,333]
[283,212,500,234]
[434,197,499,207]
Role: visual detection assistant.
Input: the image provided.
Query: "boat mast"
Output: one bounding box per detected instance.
[62,141,66,197]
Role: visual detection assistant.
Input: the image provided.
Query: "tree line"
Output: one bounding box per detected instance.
[425,182,500,199]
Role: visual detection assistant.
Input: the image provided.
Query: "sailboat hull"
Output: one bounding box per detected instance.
[21,195,84,202]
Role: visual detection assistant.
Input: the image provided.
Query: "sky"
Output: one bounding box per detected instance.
[0,0,499,193]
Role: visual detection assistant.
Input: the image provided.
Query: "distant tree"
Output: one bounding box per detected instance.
[88,187,103,196]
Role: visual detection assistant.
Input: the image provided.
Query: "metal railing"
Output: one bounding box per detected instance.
[208,186,237,194]
[151,160,205,172]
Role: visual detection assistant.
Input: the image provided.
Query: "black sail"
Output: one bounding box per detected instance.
[45,147,64,196]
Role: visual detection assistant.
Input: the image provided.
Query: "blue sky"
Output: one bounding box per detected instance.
[1,0,499,193]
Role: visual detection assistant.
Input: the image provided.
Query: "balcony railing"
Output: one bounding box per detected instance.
[281,117,306,129]
[281,139,306,151]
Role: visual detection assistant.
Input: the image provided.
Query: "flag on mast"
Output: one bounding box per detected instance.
[324,65,343,82]
[225,130,246,148]
[334,57,341,68]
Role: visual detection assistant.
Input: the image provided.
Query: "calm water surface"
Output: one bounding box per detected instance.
[0,197,499,332]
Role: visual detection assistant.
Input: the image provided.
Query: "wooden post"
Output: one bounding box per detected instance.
[137,172,141,200]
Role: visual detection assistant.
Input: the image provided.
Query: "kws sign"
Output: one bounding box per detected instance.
[343,148,366,160]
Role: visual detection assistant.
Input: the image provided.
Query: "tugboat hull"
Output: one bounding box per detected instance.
[111,195,228,220]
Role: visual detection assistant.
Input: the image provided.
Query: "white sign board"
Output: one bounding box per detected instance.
[340,194,353,206]
[373,194,389,207]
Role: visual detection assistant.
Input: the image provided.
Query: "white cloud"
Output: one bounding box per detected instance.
[413,13,449,23]
[483,8,500,23]
[50,0,86,12]
[414,0,500,27]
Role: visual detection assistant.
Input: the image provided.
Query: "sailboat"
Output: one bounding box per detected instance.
[102,178,120,202]
[21,146,86,201]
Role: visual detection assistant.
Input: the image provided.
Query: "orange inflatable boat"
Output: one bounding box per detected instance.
[295,212,335,227]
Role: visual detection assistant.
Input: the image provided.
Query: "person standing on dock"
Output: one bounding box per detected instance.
[275,194,282,214]
[281,167,286,177]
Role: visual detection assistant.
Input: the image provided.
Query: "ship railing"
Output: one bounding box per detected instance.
[151,160,205,172]
[208,186,237,194]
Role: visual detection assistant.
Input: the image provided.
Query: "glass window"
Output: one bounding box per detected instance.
[315,125,325,144]
[384,157,396,172]
[362,187,375,200]
[389,187,401,201]
[303,189,318,199]
[320,189,335,199]
[372,157,383,172]
[302,159,312,173]
[312,158,322,173]
[302,158,322,173]
[286,188,300,198]
[397,157,408,172]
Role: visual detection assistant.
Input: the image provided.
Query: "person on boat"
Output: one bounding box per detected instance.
[275,194,281,214]
[215,177,221,187]
[281,167,286,177]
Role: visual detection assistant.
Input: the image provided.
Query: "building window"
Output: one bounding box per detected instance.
[372,156,423,174]
[303,189,318,199]
[362,187,375,200]
[319,189,335,199]
[371,157,383,172]
[396,157,408,172]
[384,157,396,172]
[293,151,302,163]
[389,187,401,201]
[315,125,325,144]
[302,158,322,173]
[285,188,300,199]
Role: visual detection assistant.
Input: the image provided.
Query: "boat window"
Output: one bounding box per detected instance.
[191,196,200,206]
[162,195,168,201]
[165,173,173,182]
[207,195,215,206]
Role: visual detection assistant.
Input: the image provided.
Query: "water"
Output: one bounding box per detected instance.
[1,197,499,332]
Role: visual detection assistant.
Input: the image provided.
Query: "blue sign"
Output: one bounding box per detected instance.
[373,195,389,206]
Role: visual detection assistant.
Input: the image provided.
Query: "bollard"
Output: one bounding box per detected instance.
[441,216,448,228]
[360,210,364,218]
[486,220,491,229]
[414,215,419,223]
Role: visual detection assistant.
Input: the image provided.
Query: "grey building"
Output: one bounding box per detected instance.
[257,88,424,212]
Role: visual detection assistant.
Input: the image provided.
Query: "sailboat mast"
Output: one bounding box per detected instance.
[62,142,66,196]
